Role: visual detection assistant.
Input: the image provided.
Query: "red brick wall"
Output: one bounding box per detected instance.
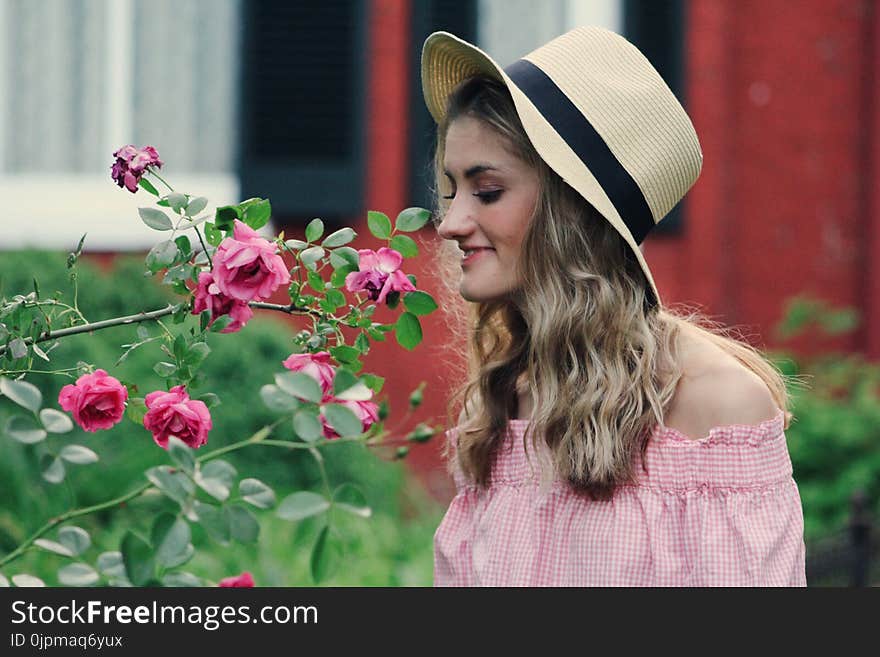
[645,0,879,357]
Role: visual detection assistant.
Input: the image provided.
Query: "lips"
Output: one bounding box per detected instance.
[461,247,494,265]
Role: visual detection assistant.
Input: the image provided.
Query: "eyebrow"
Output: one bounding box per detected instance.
[443,164,500,180]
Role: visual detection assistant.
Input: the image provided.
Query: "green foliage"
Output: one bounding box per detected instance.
[770,295,880,543]
[0,251,442,586]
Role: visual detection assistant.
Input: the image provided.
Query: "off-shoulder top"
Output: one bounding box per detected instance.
[433,410,806,586]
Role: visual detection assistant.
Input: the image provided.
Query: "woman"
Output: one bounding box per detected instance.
[422,27,806,586]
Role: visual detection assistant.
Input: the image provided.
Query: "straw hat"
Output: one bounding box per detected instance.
[421,26,703,306]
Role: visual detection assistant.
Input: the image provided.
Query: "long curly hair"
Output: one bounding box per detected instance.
[431,76,793,500]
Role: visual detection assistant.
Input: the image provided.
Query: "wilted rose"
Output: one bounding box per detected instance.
[192,271,254,333]
[211,220,291,302]
[344,247,415,304]
[111,144,162,193]
[58,369,128,432]
[143,385,212,449]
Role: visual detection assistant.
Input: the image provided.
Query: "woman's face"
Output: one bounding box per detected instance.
[437,116,540,303]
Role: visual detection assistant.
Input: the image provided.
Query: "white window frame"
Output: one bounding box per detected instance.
[0,0,239,251]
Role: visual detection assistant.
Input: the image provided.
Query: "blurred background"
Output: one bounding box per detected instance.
[1,0,878,586]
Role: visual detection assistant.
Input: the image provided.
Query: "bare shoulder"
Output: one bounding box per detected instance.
[663,332,781,440]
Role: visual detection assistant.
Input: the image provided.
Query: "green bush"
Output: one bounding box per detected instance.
[769,295,880,543]
[0,250,442,585]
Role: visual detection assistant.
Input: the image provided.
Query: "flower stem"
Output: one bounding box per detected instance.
[149,171,174,193]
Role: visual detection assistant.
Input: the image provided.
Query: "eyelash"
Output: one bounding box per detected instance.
[441,190,503,204]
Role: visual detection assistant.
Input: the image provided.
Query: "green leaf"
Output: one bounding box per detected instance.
[0,377,43,413]
[275,371,323,403]
[330,264,357,289]
[329,246,359,269]
[321,227,356,248]
[214,205,241,231]
[196,459,237,501]
[361,373,384,394]
[334,380,373,402]
[367,211,392,239]
[11,574,44,587]
[330,345,360,364]
[354,332,370,355]
[5,415,46,445]
[394,312,422,350]
[307,270,325,293]
[310,525,343,584]
[139,208,173,231]
[243,199,272,230]
[166,192,188,214]
[389,234,419,258]
[325,288,345,309]
[126,397,147,425]
[192,501,231,545]
[333,483,372,518]
[197,392,221,409]
[58,526,91,556]
[184,342,211,367]
[151,514,191,568]
[322,403,363,438]
[59,444,99,464]
[293,407,323,443]
[259,384,300,413]
[305,218,325,242]
[146,465,195,505]
[239,478,276,509]
[96,551,126,578]
[41,455,65,484]
[139,178,159,196]
[153,361,177,378]
[284,239,309,251]
[164,543,195,569]
[277,491,330,521]
[402,290,438,316]
[39,408,73,434]
[33,539,74,557]
[167,437,196,474]
[162,571,202,587]
[229,505,260,544]
[175,234,192,257]
[331,368,358,396]
[121,531,155,587]
[8,338,27,360]
[146,240,179,272]
[395,207,431,232]
[186,196,209,217]
[58,563,99,586]
[204,221,222,246]
[300,246,325,271]
[208,315,234,333]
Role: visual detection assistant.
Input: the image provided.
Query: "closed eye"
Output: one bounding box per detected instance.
[474,190,502,204]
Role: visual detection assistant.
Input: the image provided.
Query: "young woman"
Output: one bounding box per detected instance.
[421,27,806,586]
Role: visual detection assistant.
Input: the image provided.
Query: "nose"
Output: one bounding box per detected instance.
[436,197,475,243]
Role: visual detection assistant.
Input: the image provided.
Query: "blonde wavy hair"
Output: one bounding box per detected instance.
[431,76,793,500]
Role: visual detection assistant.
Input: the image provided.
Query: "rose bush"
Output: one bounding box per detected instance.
[0,145,441,587]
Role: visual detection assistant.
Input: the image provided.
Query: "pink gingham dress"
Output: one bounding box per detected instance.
[434,410,806,586]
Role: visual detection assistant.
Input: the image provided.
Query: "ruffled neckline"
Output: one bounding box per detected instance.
[505,408,786,447]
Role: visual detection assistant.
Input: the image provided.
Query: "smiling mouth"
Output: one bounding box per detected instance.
[462,248,494,264]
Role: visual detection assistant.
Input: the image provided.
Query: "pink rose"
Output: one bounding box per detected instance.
[344,247,416,304]
[143,385,212,449]
[192,271,254,333]
[111,144,162,193]
[218,572,254,588]
[58,369,128,432]
[211,220,291,302]
[282,351,336,394]
[320,398,379,440]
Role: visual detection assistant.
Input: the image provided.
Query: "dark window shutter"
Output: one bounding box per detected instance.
[408,0,478,212]
[624,0,686,236]
[239,0,367,223]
